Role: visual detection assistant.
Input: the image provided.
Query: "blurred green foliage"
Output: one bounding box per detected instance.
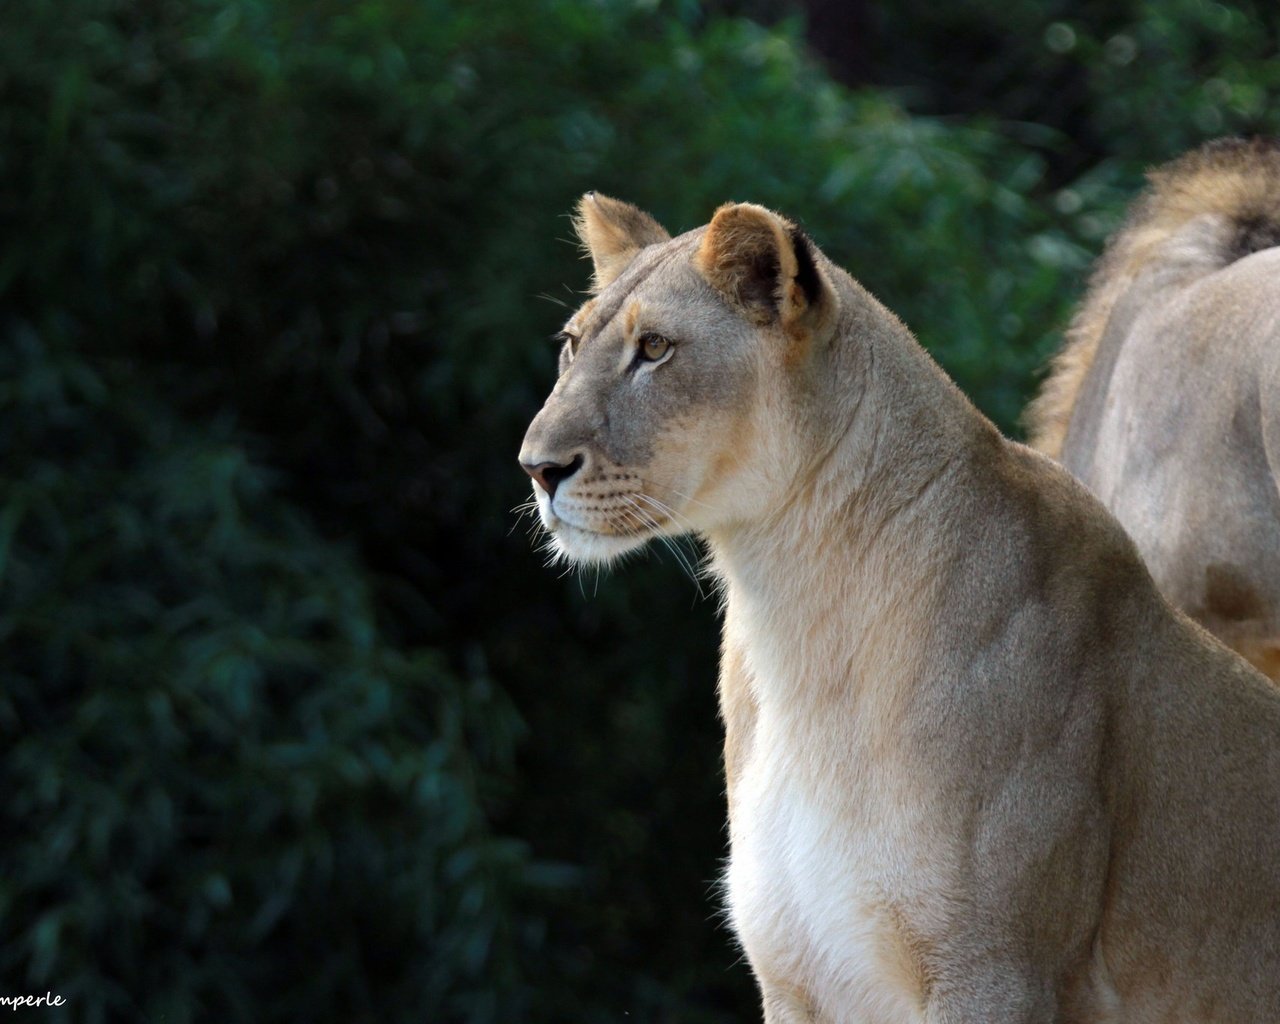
[0,333,532,1022]
[799,0,1280,178]
[0,0,1276,1021]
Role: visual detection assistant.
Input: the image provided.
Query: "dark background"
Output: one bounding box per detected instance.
[2,1,1277,1020]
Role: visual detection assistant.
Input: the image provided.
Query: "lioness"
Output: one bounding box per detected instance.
[1027,137,1280,679]
[520,193,1280,1022]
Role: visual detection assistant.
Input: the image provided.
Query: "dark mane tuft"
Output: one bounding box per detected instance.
[1026,136,1280,456]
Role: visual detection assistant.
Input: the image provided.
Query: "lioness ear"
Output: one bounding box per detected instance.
[695,202,831,332]
[574,192,671,292]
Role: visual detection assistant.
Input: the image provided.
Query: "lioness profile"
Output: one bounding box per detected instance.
[520,193,1280,1022]
[1027,137,1280,679]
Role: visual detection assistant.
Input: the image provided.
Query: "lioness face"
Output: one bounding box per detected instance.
[520,234,760,565]
[519,194,834,565]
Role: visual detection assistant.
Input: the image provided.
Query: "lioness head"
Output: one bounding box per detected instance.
[519,194,841,564]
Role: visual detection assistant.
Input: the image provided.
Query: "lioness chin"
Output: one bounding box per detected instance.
[519,193,1280,1023]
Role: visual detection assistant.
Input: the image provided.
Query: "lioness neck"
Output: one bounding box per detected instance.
[708,280,996,717]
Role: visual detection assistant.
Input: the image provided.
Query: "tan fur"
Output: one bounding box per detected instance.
[1026,137,1280,678]
[520,193,1280,1023]
[573,192,671,291]
[697,203,801,319]
[718,643,757,815]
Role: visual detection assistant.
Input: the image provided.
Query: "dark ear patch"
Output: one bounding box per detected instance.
[696,203,834,337]
[790,227,822,311]
[696,202,798,323]
[736,247,783,314]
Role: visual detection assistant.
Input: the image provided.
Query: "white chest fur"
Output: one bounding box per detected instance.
[725,710,928,1024]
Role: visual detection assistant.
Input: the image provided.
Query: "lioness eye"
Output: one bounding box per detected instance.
[554,331,580,359]
[639,332,672,362]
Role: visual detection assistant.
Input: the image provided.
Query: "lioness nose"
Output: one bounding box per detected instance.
[521,454,584,499]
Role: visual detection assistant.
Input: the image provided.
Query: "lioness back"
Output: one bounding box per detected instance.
[1028,137,1280,677]
[521,192,1280,1023]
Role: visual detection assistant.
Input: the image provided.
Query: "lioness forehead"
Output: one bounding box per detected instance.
[565,231,707,341]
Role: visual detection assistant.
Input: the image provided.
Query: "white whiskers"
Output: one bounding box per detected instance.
[623,493,707,599]
[512,480,713,602]
[638,477,725,518]
[508,497,543,538]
